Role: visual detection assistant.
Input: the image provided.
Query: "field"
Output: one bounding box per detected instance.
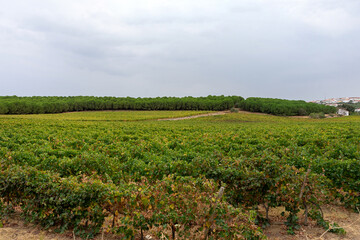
[1,111,360,239]
[0,110,212,121]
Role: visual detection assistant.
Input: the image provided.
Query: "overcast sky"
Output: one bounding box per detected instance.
[1,0,359,100]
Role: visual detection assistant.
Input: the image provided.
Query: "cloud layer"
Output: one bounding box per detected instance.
[1,0,360,100]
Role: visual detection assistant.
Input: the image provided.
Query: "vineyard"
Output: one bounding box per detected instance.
[1,111,360,239]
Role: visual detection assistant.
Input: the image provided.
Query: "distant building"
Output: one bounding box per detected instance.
[355,109,360,113]
[311,97,360,105]
[337,109,349,116]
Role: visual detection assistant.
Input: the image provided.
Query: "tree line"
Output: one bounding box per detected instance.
[0,95,244,114]
[0,95,337,116]
[239,97,336,116]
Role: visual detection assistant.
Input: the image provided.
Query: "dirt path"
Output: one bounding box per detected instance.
[158,111,228,121]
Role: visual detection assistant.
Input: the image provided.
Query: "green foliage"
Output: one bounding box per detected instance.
[339,103,356,113]
[309,210,346,234]
[1,111,359,238]
[0,110,212,121]
[239,97,336,116]
[309,112,326,119]
[0,95,244,114]
[0,164,264,239]
[0,164,119,238]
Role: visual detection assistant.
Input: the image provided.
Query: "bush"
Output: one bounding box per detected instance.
[309,112,325,119]
[0,164,265,239]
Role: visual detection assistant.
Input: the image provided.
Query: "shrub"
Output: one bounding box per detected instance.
[0,164,265,239]
[309,112,325,119]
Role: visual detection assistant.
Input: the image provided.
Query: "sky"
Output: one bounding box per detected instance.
[1,0,360,101]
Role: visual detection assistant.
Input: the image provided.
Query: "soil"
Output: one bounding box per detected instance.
[0,205,358,240]
[0,214,118,240]
[262,204,360,240]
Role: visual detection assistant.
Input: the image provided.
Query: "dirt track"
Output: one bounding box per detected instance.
[158,111,227,121]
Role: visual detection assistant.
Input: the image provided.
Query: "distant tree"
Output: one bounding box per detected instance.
[239,98,336,116]
[339,104,355,113]
[0,96,244,114]
[0,103,8,114]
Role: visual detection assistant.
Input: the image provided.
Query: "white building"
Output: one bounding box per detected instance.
[337,109,349,116]
[355,109,360,113]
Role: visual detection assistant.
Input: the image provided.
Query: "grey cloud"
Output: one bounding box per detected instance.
[1,0,360,100]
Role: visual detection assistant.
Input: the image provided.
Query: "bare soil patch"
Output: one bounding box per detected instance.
[262,204,360,240]
[158,111,227,121]
[0,214,118,240]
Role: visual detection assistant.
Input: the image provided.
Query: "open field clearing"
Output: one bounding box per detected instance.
[1,111,360,239]
[0,110,212,121]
